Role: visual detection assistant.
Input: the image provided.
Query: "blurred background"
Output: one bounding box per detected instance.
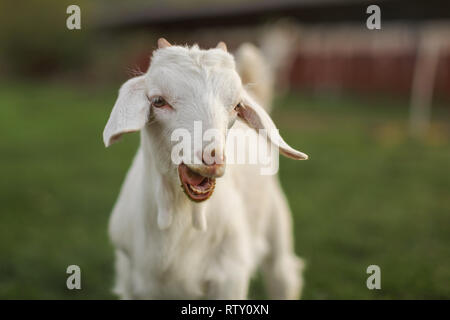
[0,0,449,299]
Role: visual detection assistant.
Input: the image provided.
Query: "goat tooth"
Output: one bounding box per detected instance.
[189,184,212,194]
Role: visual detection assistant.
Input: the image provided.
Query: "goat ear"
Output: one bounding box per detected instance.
[238,90,308,160]
[103,75,149,147]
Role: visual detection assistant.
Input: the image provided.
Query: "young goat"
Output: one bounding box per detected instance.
[103,38,308,299]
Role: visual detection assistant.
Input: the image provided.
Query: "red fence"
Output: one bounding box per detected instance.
[289,51,450,99]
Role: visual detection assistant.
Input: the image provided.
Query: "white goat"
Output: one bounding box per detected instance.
[103,38,308,299]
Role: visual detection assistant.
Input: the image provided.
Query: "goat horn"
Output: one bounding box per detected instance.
[158,38,171,49]
[216,41,227,52]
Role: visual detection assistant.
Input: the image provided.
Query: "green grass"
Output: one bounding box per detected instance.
[0,82,449,299]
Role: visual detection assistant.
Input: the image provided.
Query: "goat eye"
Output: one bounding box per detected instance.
[234,102,243,112]
[151,96,168,108]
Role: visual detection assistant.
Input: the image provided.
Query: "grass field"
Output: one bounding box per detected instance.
[0,81,449,299]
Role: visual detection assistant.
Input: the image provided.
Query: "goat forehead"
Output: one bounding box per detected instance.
[152,45,236,69]
[148,46,241,103]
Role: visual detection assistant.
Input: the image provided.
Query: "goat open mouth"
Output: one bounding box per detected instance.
[178,163,216,202]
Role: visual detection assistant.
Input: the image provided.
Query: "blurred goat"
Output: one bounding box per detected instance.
[103,38,308,299]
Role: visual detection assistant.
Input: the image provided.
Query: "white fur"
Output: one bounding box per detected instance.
[103,42,306,299]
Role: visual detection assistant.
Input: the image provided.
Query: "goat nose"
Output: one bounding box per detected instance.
[190,150,226,178]
[202,149,225,166]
